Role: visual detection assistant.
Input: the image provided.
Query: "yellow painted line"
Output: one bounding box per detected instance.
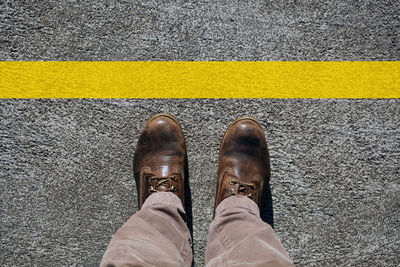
[0,61,399,98]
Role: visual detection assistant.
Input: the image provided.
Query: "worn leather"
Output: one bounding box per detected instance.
[215,117,271,210]
[133,114,187,208]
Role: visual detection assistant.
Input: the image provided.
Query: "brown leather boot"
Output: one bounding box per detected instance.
[133,114,187,208]
[215,117,270,210]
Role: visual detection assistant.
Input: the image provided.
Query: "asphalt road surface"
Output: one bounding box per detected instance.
[1,1,399,266]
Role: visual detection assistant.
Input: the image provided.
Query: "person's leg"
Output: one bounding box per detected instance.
[101,114,192,267]
[101,192,192,267]
[205,117,292,267]
[205,196,292,267]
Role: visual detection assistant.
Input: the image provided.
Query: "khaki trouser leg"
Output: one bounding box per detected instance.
[101,192,192,267]
[205,196,293,267]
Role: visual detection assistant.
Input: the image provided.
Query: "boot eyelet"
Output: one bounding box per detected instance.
[229,188,234,195]
[229,179,235,185]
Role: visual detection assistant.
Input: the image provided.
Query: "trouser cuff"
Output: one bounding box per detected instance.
[215,195,260,218]
[142,192,183,209]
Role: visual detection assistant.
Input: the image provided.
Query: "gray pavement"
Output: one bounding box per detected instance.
[1,1,400,266]
[1,0,399,61]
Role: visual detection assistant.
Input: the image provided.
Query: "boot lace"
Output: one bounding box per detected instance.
[144,171,180,193]
[228,179,255,199]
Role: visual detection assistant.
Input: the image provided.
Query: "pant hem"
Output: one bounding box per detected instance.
[215,195,260,218]
[142,192,183,209]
